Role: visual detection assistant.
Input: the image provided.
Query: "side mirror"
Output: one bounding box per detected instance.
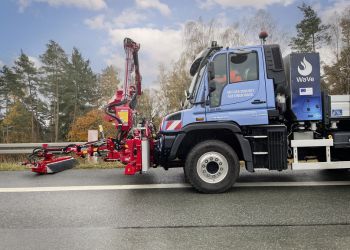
[207,61,215,81]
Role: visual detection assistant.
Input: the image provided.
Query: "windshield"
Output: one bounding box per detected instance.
[188,65,206,101]
[188,72,198,97]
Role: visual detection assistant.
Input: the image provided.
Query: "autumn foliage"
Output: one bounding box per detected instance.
[1,101,33,143]
[67,109,116,141]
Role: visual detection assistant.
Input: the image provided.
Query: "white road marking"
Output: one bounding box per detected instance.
[0,183,191,193]
[0,181,349,193]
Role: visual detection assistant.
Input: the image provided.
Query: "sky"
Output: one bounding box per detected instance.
[0,0,348,88]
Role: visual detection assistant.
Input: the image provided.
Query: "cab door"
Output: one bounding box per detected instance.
[206,48,269,125]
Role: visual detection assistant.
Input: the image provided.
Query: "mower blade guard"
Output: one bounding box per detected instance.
[32,156,78,174]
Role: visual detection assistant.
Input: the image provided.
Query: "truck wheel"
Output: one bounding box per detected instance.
[185,140,240,193]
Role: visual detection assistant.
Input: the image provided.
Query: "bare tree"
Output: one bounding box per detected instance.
[242,9,290,53]
[220,22,246,48]
[328,11,342,61]
[183,18,218,62]
[340,7,350,48]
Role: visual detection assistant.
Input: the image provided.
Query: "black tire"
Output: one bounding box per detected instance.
[185,140,240,193]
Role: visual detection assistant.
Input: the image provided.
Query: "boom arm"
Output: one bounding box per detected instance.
[124,37,141,97]
[105,38,142,136]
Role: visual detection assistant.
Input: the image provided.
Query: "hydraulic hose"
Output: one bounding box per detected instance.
[104,99,128,124]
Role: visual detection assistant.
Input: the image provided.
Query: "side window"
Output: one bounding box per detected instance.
[229,52,258,83]
[210,53,227,107]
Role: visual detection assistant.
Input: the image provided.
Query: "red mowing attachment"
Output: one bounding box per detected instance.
[23,37,156,175]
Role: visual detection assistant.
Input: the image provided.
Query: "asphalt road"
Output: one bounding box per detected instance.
[0,168,349,250]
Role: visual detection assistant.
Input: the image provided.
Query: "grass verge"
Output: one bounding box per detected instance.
[0,157,124,171]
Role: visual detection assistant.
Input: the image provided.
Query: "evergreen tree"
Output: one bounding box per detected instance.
[0,67,9,115]
[0,66,23,113]
[0,66,23,142]
[40,40,68,142]
[14,51,45,141]
[290,3,330,52]
[62,48,98,137]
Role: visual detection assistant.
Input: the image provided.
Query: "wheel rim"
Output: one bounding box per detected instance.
[196,151,229,184]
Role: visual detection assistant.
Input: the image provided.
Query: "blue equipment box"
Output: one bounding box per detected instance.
[284,53,322,121]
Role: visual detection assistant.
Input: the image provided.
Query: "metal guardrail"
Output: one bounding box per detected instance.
[0,142,86,154]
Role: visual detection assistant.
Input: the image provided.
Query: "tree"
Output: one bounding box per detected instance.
[328,11,342,61]
[14,51,45,142]
[0,69,6,115]
[183,18,219,62]
[97,65,120,106]
[290,3,330,52]
[40,40,68,142]
[0,66,23,114]
[1,101,32,143]
[156,58,191,116]
[340,7,350,48]
[323,7,350,94]
[324,47,350,94]
[136,88,162,128]
[242,9,290,53]
[183,18,245,61]
[61,48,98,138]
[67,109,115,141]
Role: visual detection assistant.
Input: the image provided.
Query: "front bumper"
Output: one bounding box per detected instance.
[154,132,178,166]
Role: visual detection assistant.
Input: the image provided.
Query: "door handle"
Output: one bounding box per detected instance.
[251,100,266,104]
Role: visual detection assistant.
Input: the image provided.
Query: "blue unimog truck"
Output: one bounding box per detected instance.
[155,42,350,193]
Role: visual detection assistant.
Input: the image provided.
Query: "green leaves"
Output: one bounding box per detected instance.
[290,3,330,52]
[0,41,99,143]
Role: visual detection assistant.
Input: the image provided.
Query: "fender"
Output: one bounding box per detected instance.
[168,122,254,172]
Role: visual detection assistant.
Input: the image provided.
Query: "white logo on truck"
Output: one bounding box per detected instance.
[298,57,312,76]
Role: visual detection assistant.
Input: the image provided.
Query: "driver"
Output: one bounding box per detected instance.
[229,69,242,83]
[214,69,242,84]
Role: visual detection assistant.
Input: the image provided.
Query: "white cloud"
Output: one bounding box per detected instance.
[82,4,179,87]
[197,0,294,10]
[106,27,182,86]
[98,45,111,55]
[114,9,148,28]
[85,9,148,30]
[135,0,171,16]
[0,60,4,67]
[84,15,110,30]
[18,0,107,12]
